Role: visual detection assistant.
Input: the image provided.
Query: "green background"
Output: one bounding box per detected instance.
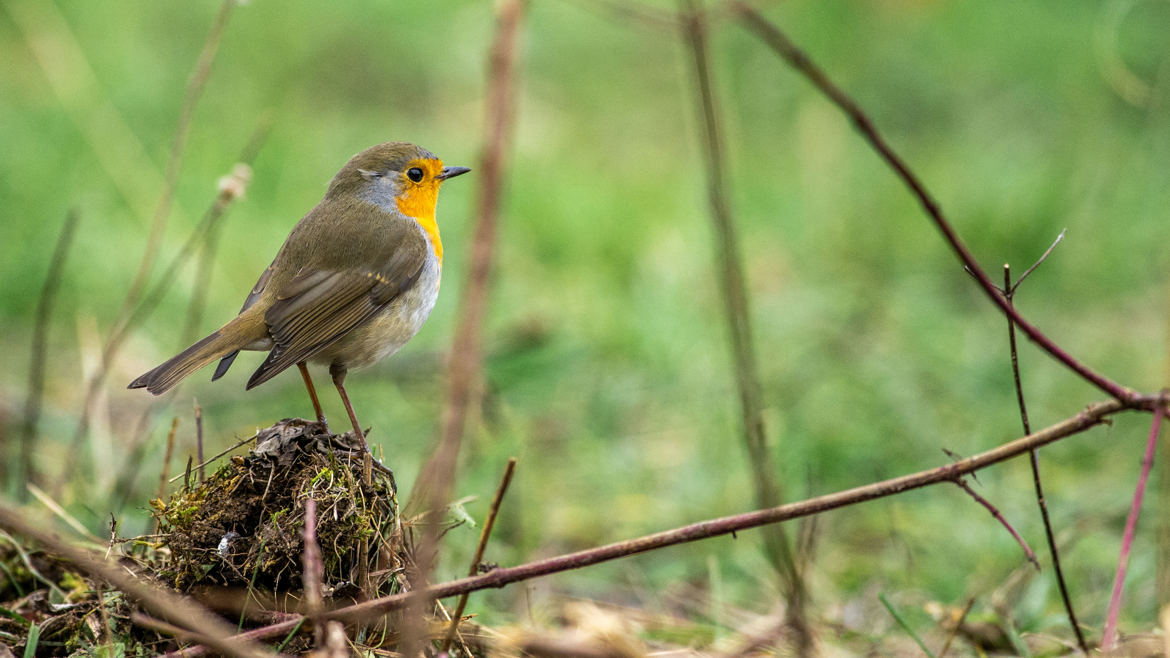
[2,0,1168,649]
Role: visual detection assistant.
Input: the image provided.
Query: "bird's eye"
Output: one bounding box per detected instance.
[406,167,424,183]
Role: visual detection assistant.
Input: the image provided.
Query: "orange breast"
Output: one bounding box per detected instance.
[395,184,443,264]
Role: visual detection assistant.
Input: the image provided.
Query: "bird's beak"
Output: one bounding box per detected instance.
[436,166,471,181]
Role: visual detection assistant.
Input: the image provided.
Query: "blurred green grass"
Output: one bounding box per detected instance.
[2,0,1169,644]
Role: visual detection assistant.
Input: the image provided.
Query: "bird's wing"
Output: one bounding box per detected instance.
[244,227,428,388]
[212,260,276,381]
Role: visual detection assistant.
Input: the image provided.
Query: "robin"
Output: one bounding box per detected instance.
[129,142,470,454]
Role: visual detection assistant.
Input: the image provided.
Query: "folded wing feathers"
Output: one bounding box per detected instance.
[245,269,407,388]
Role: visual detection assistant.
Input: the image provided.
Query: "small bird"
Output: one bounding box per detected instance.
[129,142,469,452]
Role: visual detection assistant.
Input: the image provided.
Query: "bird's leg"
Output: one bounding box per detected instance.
[329,366,367,449]
[297,362,327,426]
[331,364,374,487]
[329,365,397,492]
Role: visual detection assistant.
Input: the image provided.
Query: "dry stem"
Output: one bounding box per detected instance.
[20,209,80,494]
[679,2,808,649]
[153,417,179,534]
[404,0,525,651]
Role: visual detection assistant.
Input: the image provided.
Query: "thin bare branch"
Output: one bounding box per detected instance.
[1010,228,1066,294]
[0,502,274,658]
[440,457,517,652]
[153,417,179,534]
[195,400,205,483]
[20,209,80,494]
[1103,396,1166,649]
[194,396,1154,650]
[733,3,1135,404]
[169,433,256,484]
[1004,262,1087,651]
[953,479,1038,569]
[937,597,975,658]
[95,582,115,654]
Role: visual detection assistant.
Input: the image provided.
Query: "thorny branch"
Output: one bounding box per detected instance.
[951,478,1038,569]
[732,3,1135,404]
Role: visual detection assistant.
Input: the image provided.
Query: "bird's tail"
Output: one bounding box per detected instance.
[128,312,266,395]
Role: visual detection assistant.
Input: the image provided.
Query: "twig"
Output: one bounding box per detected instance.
[154,417,179,534]
[440,457,517,652]
[302,498,324,647]
[131,612,284,657]
[129,612,199,644]
[195,401,205,483]
[937,597,975,658]
[732,3,1134,404]
[1102,397,1166,649]
[1003,259,1087,651]
[952,478,1038,569]
[878,592,937,658]
[0,502,273,658]
[189,396,1154,650]
[404,0,525,650]
[1009,229,1065,295]
[19,209,80,495]
[169,433,257,484]
[679,1,808,649]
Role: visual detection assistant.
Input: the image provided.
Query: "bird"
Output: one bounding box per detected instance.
[129,142,470,455]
